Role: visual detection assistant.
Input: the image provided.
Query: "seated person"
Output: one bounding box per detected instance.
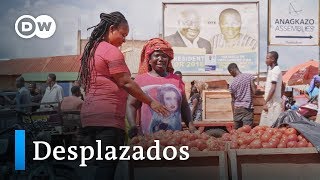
[305,75,320,100]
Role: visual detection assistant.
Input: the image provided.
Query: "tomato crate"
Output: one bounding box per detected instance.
[228,147,320,180]
[129,150,228,180]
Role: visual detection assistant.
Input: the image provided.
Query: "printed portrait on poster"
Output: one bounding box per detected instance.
[141,84,182,133]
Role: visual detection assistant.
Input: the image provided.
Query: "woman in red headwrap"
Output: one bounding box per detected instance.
[126,38,196,136]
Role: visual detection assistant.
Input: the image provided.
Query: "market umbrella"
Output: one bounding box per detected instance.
[282,60,319,86]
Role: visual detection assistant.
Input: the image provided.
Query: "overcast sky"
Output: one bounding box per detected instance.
[0,0,319,71]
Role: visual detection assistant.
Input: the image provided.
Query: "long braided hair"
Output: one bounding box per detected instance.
[78,12,127,93]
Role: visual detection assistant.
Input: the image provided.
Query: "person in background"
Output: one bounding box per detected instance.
[260,51,283,126]
[305,75,320,100]
[40,73,64,110]
[1,77,31,122]
[126,38,196,136]
[189,80,203,121]
[28,82,42,112]
[72,80,84,100]
[174,71,183,80]
[228,63,256,129]
[78,12,168,180]
[61,86,83,111]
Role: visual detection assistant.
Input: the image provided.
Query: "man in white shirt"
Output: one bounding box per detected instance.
[260,51,283,126]
[165,9,212,54]
[40,73,64,110]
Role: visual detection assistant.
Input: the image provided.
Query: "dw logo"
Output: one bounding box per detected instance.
[15,15,56,39]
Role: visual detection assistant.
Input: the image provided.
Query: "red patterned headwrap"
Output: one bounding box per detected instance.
[138,38,174,75]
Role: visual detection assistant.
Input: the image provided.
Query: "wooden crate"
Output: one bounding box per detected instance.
[253,95,264,126]
[202,90,233,121]
[228,148,320,180]
[129,151,228,180]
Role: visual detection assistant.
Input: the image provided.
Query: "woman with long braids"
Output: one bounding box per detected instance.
[79,12,169,180]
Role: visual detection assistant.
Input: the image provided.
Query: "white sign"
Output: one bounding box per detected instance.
[269,0,319,45]
[15,15,56,39]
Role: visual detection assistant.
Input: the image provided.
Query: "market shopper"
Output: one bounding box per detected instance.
[260,51,283,126]
[60,86,83,111]
[126,38,196,136]
[228,63,256,129]
[78,12,168,180]
[40,73,64,110]
[189,80,205,121]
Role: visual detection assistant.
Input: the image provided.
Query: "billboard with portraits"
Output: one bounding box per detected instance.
[163,2,259,74]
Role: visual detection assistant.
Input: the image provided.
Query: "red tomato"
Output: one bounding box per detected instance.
[166,130,174,134]
[229,129,237,134]
[250,129,257,134]
[297,135,307,142]
[284,128,297,135]
[239,144,247,149]
[242,125,252,133]
[221,133,232,141]
[266,128,275,135]
[244,136,255,144]
[130,137,140,145]
[260,126,268,130]
[180,137,188,145]
[257,130,265,136]
[189,133,198,141]
[277,142,286,148]
[237,127,245,133]
[268,141,278,148]
[237,138,245,146]
[262,142,271,148]
[307,142,314,147]
[297,141,307,148]
[279,127,287,133]
[261,133,272,142]
[287,141,297,148]
[253,126,265,131]
[190,147,199,151]
[196,141,207,151]
[269,137,280,145]
[160,139,168,146]
[287,134,298,142]
[200,133,210,140]
[250,139,262,149]
[273,131,283,139]
[230,141,239,149]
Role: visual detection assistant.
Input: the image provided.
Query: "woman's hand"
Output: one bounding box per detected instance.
[150,100,170,117]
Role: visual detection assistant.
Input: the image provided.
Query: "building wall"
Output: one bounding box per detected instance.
[0,75,19,91]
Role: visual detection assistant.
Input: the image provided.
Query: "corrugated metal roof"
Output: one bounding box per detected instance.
[42,55,80,72]
[0,58,50,75]
[0,55,81,75]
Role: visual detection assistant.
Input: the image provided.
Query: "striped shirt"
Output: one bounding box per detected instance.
[211,33,257,50]
[229,73,254,109]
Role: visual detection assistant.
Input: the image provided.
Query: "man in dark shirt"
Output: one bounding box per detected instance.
[28,82,42,112]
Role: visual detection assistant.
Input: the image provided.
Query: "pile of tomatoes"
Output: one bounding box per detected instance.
[221,125,314,149]
[130,130,226,151]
